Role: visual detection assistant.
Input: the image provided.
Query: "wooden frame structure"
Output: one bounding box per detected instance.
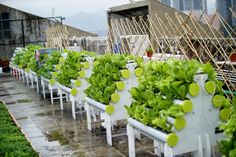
[107,2,236,98]
[46,25,70,48]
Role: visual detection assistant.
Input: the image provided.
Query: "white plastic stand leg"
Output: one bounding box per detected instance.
[127,124,135,157]
[31,77,34,88]
[18,70,21,80]
[22,72,25,82]
[194,136,203,157]
[42,81,46,99]
[85,102,92,131]
[154,140,162,157]
[134,130,141,140]
[50,88,54,104]
[36,78,39,93]
[71,98,76,119]
[204,134,211,157]
[164,144,173,157]
[26,75,29,86]
[23,73,26,82]
[59,88,64,110]
[105,113,112,145]
[91,108,97,121]
[66,93,69,102]
[101,112,106,127]
[111,120,117,131]
[15,69,17,78]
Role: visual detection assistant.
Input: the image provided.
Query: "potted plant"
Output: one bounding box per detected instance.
[229,52,236,62]
[146,46,153,58]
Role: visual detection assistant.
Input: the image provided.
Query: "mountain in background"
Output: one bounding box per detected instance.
[64,11,108,37]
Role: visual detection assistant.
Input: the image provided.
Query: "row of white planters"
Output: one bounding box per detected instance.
[10,61,225,157]
[10,64,39,91]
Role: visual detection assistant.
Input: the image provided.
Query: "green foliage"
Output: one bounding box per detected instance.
[219,96,236,157]
[0,102,38,157]
[11,45,42,72]
[85,54,141,105]
[56,51,95,87]
[126,59,220,132]
[12,45,41,69]
[11,50,24,66]
[37,51,61,79]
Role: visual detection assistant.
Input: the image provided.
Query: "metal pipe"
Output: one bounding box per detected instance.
[21,20,25,47]
[0,16,65,22]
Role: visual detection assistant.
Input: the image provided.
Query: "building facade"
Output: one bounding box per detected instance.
[216,0,236,27]
[160,0,207,13]
[0,4,96,59]
[216,0,236,37]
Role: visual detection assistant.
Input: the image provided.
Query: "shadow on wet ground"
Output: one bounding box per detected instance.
[0,73,221,157]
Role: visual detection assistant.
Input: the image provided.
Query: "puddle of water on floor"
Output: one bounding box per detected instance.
[45,129,70,145]
[72,151,87,157]
[11,92,23,95]
[5,87,15,90]
[17,99,32,103]
[17,116,28,120]
[35,112,46,117]
[5,101,16,105]
[0,93,10,96]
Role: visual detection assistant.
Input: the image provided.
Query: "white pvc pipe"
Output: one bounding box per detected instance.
[58,84,71,93]
[42,77,49,83]
[128,118,168,143]
[71,79,76,84]
[167,117,175,125]
[85,97,106,111]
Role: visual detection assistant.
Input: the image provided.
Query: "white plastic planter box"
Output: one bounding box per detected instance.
[70,57,94,119]
[84,62,139,145]
[127,74,225,157]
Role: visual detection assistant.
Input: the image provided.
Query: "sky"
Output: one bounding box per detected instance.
[0,0,130,17]
[1,0,216,17]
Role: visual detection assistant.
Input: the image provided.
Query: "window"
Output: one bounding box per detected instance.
[194,0,202,10]
[231,0,236,25]
[179,0,184,11]
[0,12,10,39]
[184,0,192,10]
[161,0,171,6]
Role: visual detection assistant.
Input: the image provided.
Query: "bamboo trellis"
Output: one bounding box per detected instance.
[108,9,236,98]
[46,25,69,48]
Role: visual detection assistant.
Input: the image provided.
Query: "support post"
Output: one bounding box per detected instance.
[127,124,135,157]
[21,20,25,47]
[105,113,112,145]
[85,102,92,130]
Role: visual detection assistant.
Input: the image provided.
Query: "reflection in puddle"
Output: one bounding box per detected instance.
[45,129,70,145]
[17,99,32,103]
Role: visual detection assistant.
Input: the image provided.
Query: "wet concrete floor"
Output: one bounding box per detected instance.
[0,73,156,157]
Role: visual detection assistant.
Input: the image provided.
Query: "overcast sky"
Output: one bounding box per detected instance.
[1,0,216,17]
[1,0,130,17]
